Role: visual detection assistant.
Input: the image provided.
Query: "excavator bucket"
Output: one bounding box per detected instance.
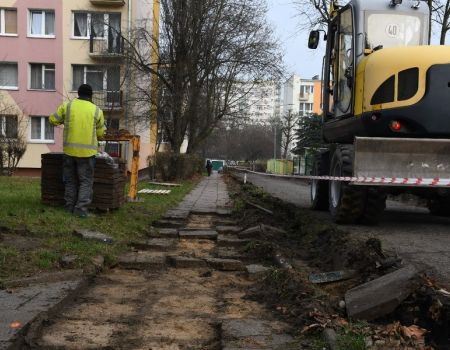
[354,137,450,186]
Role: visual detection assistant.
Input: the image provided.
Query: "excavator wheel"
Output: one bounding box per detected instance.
[328,145,366,224]
[358,188,387,225]
[310,152,329,211]
[427,196,450,217]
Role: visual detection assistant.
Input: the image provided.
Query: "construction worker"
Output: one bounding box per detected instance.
[49,84,106,218]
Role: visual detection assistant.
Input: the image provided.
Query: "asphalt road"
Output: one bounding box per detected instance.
[234,171,450,286]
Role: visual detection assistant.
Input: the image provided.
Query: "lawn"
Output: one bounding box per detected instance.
[0,176,197,283]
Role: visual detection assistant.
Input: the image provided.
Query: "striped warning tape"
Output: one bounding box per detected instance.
[231,167,450,187]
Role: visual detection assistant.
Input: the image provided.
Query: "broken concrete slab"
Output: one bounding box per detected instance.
[0,280,82,349]
[163,210,190,220]
[73,229,113,244]
[129,238,177,252]
[179,230,218,240]
[261,224,287,235]
[246,265,271,281]
[345,265,421,321]
[117,252,166,270]
[167,255,207,269]
[238,225,263,239]
[309,270,358,284]
[216,226,243,234]
[206,258,245,271]
[217,235,250,248]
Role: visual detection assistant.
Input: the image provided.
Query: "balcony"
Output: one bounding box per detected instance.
[89,36,124,60]
[90,0,125,7]
[299,92,310,101]
[92,90,123,111]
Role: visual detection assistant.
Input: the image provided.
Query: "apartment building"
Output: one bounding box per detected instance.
[282,74,322,117]
[0,0,155,175]
[231,81,281,125]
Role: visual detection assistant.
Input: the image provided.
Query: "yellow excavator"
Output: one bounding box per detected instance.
[308,0,450,224]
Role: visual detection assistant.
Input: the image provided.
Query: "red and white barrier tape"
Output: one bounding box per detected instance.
[232,168,450,187]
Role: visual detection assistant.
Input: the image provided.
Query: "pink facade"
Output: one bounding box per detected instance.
[0,0,63,155]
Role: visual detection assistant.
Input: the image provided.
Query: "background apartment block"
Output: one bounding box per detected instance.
[282,74,322,117]
[0,0,154,175]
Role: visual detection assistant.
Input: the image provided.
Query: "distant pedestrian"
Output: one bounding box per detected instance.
[206,160,213,176]
[49,84,106,218]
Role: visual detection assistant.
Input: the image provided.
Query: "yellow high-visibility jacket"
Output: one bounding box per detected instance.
[49,98,106,157]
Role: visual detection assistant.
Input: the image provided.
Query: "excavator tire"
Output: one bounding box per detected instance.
[310,152,329,211]
[358,188,387,225]
[328,145,366,224]
[427,196,450,217]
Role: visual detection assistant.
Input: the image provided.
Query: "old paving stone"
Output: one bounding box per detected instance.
[117,252,166,270]
[217,235,250,248]
[73,229,113,244]
[148,227,179,238]
[215,247,246,261]
[206,258,245,271]
[153,220,184,229]
[221,319,294,349]
[246,265,270,281]
[216,226,243,234]
[167,255,207,268]
[179,230,218,240]
[130,238,177,252]
[216,208,233,216]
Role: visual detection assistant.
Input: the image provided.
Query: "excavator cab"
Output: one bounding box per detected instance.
[308,0,450,224]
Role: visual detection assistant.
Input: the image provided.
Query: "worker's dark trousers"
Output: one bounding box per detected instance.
[63,155,95,214]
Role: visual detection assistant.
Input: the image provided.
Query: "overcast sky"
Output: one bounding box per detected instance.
[267,0,325,81]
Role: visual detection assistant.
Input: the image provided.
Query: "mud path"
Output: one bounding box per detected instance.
[26,194,296,349]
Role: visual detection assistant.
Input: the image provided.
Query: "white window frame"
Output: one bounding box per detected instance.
[29,63,55,91]
[0,8,18,36]
[29,116,54,143]
[28,9,56,38]
[71,12,110,40]
[0,62,18,90]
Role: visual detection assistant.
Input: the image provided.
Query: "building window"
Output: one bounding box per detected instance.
[72,65,120,92]
[72,65,104,91]
[29,10,55,37]
[30,116,54,142]
[0,115,18,138]
[30,64,55,90]
[0,62,18,89]
[0,8,17,35]
[73,12,121,39]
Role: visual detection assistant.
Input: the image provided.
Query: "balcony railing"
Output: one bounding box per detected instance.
[90,0,125,6]
[89,36,124,60]
[92,90,123,111]
[299,92,310,101]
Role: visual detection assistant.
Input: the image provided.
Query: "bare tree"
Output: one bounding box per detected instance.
[125,0,283,155]
[294,0,335,30]
[0,95,27,176]
[279,111,299,159]
[434,0,450,44]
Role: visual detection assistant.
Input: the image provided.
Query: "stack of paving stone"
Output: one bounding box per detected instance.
[41,152,65,206]
[92,157,126,210]
[41,153,126,210]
